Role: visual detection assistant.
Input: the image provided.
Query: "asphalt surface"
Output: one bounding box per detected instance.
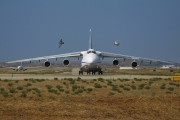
[0,74,170,80]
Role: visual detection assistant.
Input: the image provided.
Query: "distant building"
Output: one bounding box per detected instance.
[160,65,179,69]
[119,66,137,70]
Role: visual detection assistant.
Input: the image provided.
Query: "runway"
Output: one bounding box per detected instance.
[0,74,170,80]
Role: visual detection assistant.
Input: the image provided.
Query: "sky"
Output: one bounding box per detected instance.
[0,0,180,62]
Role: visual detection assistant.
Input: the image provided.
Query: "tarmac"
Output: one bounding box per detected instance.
[0,74,170,80]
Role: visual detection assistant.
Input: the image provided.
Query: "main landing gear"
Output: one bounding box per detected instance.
[98,71,103,75]
[79,71,103,75]
[79,71,83,75]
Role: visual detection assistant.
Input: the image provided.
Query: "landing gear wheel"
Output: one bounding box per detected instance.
[98,71,103,75]
[79,71,83,75]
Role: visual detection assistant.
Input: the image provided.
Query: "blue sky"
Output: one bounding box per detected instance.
[0,0,180,62]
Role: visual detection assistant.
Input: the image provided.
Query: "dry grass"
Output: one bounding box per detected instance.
[0,67,72,74]
[0,77,180,120]
[105,68,180,76]
[1,67,180,76]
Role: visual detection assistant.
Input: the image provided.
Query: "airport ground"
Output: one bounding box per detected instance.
[0,67,180,120]
[0,67,177,80]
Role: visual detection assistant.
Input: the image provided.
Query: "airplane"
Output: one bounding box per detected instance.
[5,62,27,71]
[7,29,172,75]
[13,65,27,71]
[59,39,64,48]
[114,40,119,46]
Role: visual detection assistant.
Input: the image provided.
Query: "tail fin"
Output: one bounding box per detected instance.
[89,29,92,49]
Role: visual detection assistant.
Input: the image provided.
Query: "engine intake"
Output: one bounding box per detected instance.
[44,61,51,67]
[131,61,138,68]
[113,59,119,66]
[63,59,70,66]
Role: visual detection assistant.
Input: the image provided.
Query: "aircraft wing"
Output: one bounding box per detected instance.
[7,52,82,63]
[98,51,172,63]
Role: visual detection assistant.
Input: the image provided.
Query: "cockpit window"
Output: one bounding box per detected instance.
[87,50,96,54]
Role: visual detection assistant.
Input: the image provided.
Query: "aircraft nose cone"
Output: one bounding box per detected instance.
[88,58,94,63]
[88,56,99,63]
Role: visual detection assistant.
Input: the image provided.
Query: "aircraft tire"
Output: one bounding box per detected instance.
[99,71,103,75]
[79,71,83,75]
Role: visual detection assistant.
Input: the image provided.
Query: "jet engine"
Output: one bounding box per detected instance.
[44,61,51,67]
[113,59,119,66]
[131,61,138,68]
[63,59,70,66]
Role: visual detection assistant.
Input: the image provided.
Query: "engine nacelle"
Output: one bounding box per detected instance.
[131,61,138,68]
[63,59,70,66]
[44,61,51,67]
[113,59,119,66]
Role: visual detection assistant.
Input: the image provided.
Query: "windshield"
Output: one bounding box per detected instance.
[87,50,96,54]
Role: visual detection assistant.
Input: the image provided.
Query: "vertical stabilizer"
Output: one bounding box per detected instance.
[89,29,92,49]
